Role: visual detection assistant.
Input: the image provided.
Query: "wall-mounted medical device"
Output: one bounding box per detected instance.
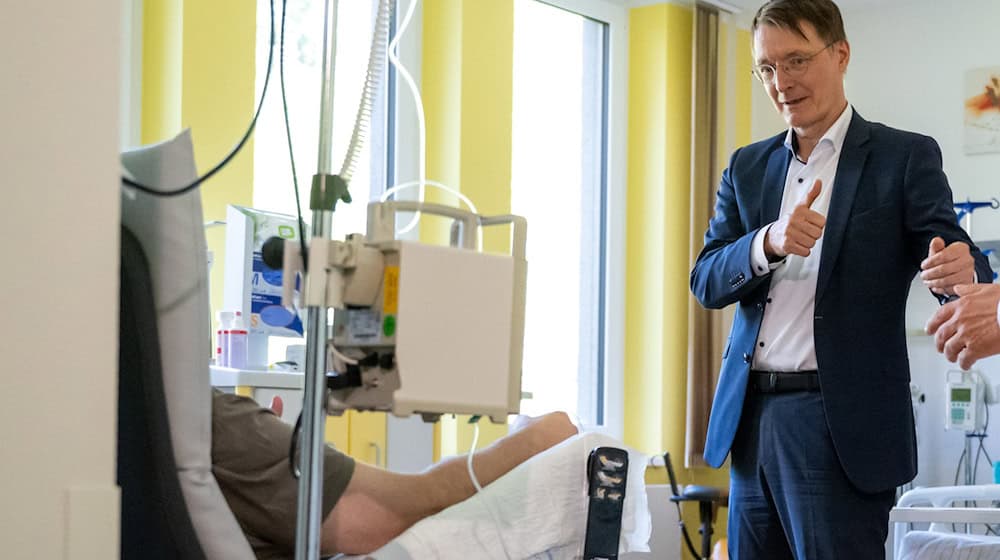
[277,200,527,424]
[224,205,305,368]
[945,370,991,432]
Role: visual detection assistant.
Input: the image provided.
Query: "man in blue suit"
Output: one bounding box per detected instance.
[689,1,992,557]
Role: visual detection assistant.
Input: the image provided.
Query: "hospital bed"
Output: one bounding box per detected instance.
[117,131,650,559]
[890,485,1000,559]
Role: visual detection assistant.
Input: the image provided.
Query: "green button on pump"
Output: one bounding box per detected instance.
[383,315,396,337]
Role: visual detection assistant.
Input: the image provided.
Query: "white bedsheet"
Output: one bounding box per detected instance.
[346,432,651,560]
[901,531,1000,560]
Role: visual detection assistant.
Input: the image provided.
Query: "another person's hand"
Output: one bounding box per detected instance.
[510,412,578,453]
[764,179,826,260]
[926,283,1000,369]
[921,237,974,296]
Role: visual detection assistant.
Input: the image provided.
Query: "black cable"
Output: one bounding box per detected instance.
[121,0,276,196]
[974,434,985,483]
[972,434,1000,536]
[981,389,993,475]
[953,447,966,532]
[972,389,991,484]
[674,501,702,560]
[289,411,303,479]
[955,447,967,485]
[279,0,309,271]
[987,401,1000,537]
[985,392,991,434]
[278,0,308,479]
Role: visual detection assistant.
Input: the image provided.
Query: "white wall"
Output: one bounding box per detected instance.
[749,0,1000,489]
[0,2,121,558]
[752,1,1000,223]
[847,0,1000,489]
[844,0,1000,239]
[746,0,1000,232]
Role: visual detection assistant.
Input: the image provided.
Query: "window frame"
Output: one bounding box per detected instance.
[515,0,628,438]
[246,0,628,440]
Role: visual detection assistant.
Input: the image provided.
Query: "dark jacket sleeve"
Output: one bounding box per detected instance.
[901,135,993,297]
[690,149,771,309]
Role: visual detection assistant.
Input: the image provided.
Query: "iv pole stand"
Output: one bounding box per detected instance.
[294,0,341,558]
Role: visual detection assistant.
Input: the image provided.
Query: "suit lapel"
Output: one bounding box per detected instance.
[815,112,871,302]
[760,147,792,227]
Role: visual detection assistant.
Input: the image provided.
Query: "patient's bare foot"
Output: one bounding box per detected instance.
[511,412,578,453]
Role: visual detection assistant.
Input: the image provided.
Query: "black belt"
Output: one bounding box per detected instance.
[750,370,820,393]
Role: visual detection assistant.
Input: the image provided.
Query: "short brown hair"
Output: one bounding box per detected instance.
[752,0,847,46]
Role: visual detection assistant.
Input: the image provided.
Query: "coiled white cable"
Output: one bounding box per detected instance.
[338,0,393,183]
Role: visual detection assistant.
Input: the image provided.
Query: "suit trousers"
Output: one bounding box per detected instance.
[728,389,895,559]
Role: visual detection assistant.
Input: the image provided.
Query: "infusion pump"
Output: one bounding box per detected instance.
[945,370,991,432]
[278,200,528,424]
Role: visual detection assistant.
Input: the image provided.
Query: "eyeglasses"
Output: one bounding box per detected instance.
[752,42,836,85]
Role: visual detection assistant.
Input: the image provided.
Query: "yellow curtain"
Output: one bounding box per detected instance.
[624,0,693,465]
[685,4,723,470]
[625,3,753,551]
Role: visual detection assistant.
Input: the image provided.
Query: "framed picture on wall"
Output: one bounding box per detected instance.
[964,66,1000,155]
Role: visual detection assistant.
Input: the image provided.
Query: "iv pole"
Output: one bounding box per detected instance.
[294,0,348,557]
[951,199,999,491]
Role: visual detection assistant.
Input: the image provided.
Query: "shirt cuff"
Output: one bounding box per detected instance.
[750,224,784,277]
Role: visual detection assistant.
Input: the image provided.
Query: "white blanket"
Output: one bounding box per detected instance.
[347,432,651,560]
[901,531,1000,560]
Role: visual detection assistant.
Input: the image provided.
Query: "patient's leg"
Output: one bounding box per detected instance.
[321,412,577,555]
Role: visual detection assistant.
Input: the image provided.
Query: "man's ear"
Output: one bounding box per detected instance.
[836,40,851,72]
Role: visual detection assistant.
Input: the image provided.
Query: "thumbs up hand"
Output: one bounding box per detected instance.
[921,236,974,296]
[269,395,284,417]
[764,179,827,260]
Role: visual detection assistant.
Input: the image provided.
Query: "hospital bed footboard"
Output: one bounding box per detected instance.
[890,485,1000,559]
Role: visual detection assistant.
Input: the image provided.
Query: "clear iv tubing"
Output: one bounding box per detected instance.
[387,0,432,235]
[382,180,479,214]
[383,181,482,251]
[467,423,484,492]
[466,422,513,559]
[329,343,359,366]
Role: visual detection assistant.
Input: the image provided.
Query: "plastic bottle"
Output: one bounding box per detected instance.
[227,310,249,370]
[215,311,234,367]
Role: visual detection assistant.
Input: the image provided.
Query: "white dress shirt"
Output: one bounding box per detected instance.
[749,104,854,372]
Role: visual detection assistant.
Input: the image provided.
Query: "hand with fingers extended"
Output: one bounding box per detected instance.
[926,283,1000,370]
[920,236,975,296]
[764,179,826,261]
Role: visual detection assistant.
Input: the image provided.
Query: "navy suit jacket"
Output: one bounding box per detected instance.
[690,111,992,493]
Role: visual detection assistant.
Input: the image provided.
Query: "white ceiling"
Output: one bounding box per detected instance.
[620,0,918,17]
[722,0,910,13]
[615,0,922,30]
